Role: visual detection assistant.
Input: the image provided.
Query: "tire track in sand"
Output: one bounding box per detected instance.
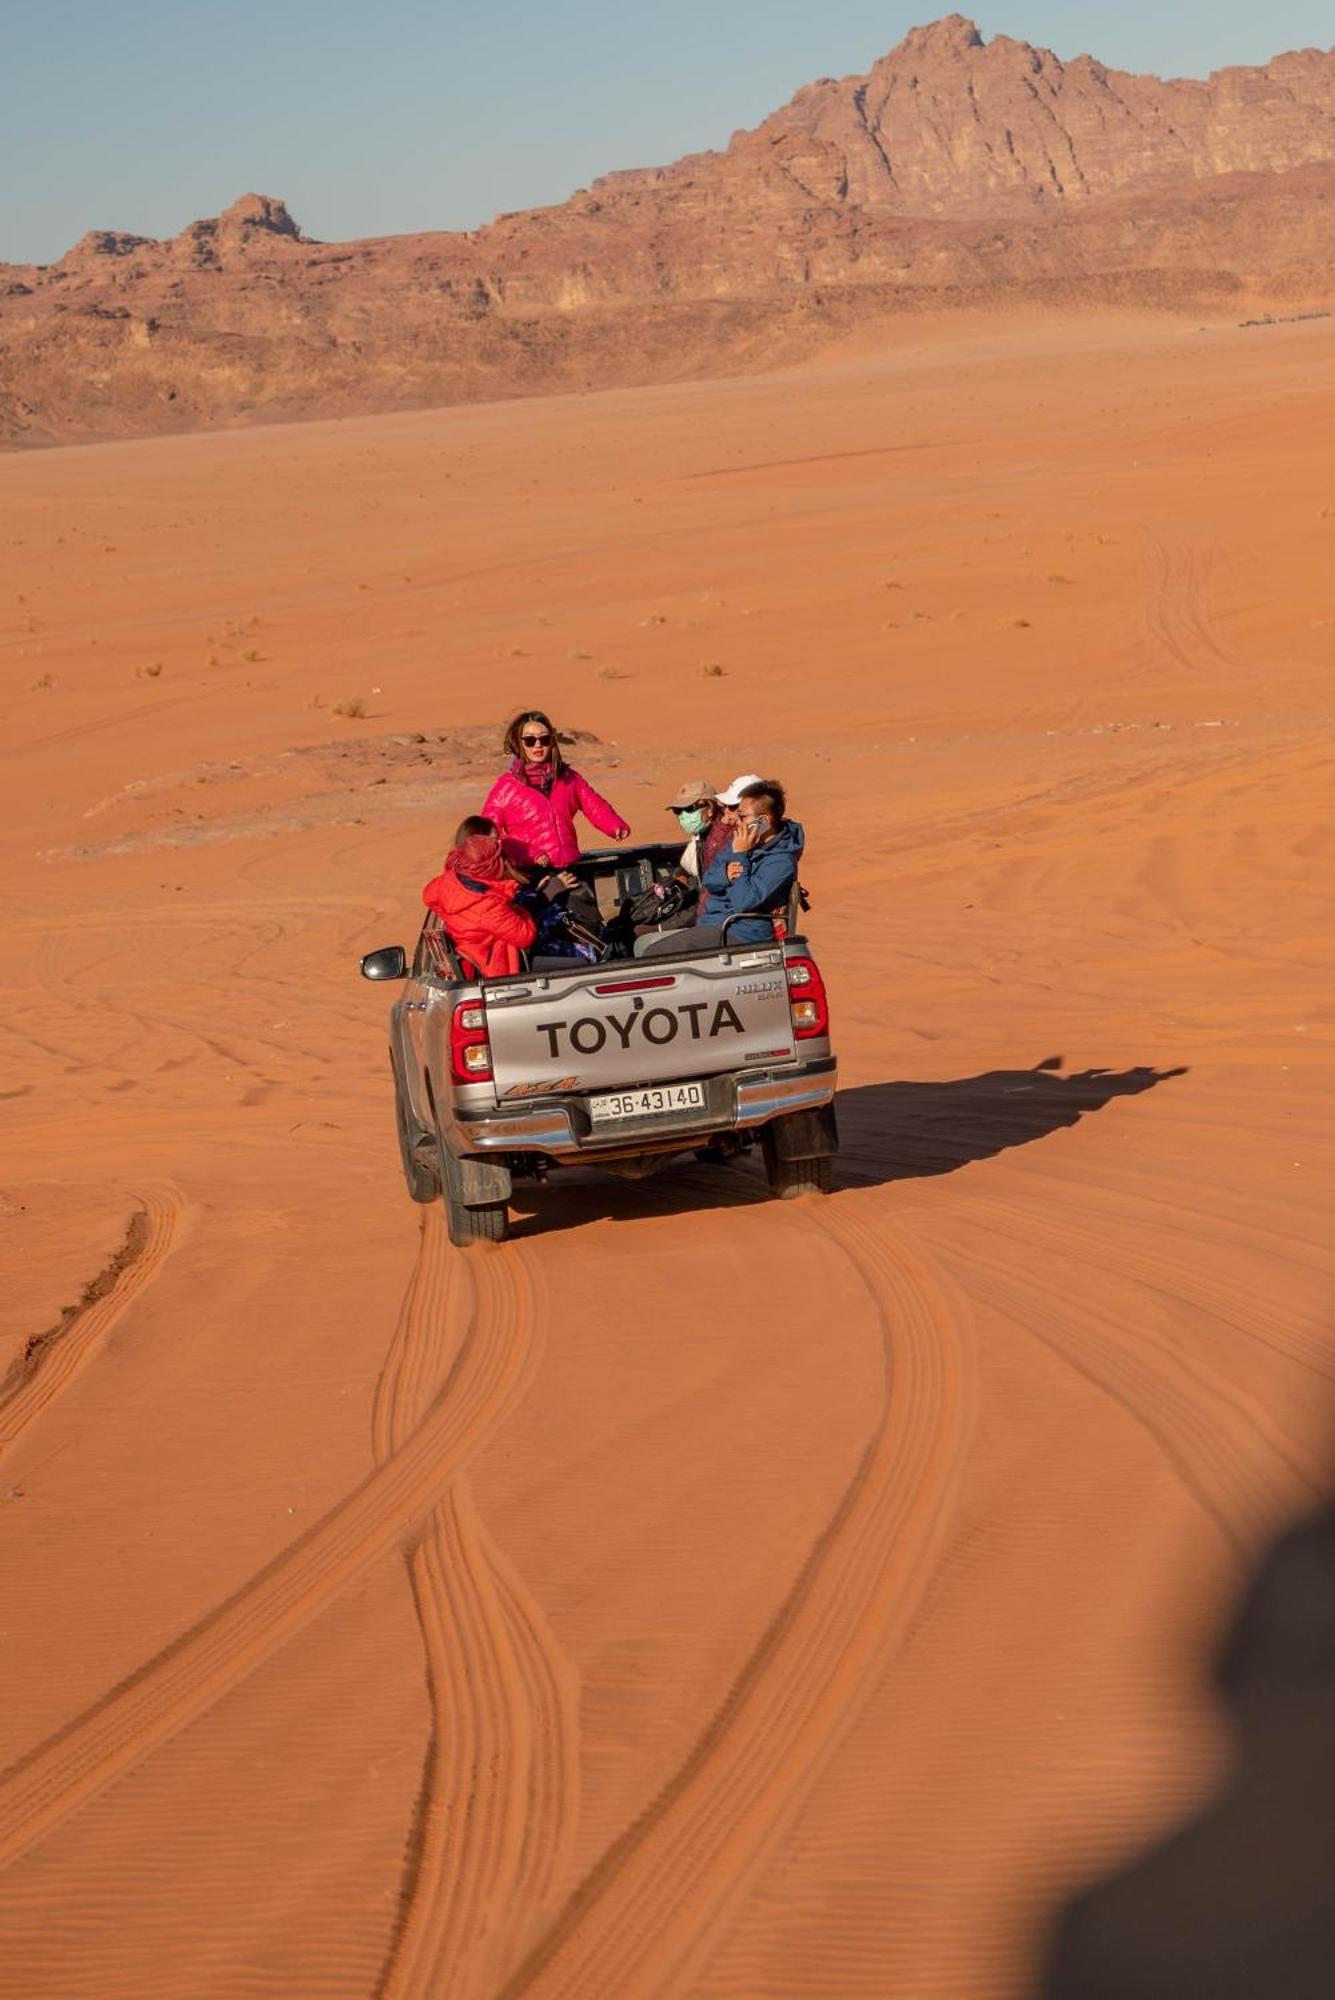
[1144,534,1236,677]
[372,1243,578,2000]
[501,1203,974,2000]
[0,1186,183,1459]
[948,1210,1316,1554]
[0,1215,537,1871]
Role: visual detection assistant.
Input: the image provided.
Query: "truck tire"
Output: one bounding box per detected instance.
[393,1051,440,1204]
[445,1192,510,1246]
[763,1148,834,1199]
[760,1104,838,1200]
[441,1147,512,1248]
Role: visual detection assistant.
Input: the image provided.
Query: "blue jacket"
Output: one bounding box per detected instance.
[700,819,804,945]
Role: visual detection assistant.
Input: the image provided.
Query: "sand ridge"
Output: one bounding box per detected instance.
[0,309,1332,1995]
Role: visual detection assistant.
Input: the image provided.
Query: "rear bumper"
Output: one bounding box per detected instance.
[441,1058,837,1161]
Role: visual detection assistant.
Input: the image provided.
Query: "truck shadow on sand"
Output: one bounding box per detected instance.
[508,1057,1186,1235]
[835,1055,1188,1188]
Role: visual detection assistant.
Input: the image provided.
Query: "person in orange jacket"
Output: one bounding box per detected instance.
[421,817,548,978]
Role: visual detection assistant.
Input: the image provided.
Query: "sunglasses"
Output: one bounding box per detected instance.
[673,802,707,815]
[520,731,552,746]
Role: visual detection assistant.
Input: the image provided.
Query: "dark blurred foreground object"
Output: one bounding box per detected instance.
[1044,1508,1335,2000]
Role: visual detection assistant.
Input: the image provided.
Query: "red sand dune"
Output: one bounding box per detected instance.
[0,307,1333,1996]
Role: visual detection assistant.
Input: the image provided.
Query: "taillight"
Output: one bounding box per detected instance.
[785,955,829,1039]
[450,1000,493,1082]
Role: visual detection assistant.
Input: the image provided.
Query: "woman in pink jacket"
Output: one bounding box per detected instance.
[482,709,631,869]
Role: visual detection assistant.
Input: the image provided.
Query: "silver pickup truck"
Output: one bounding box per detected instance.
[360,841,837,1243]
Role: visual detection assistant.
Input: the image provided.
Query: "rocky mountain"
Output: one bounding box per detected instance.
[4,16,1335,445]
[724,15,1335,215]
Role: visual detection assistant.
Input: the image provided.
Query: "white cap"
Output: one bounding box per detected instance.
[718,772,763,806]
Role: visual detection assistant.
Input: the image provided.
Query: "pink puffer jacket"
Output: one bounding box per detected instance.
[481,762,630,868]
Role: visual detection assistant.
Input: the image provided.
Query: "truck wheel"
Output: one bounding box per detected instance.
[763,1148,833,1199]
[445,1192,510,1246]
[760,1106,838,1200]
[441,1148,512,1247]
[393,1052,440,1204]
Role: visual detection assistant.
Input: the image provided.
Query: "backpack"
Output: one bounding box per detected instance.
[526,892,610,963]
[623,876,696,930]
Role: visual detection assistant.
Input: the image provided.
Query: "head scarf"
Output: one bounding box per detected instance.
[445,831,506,883]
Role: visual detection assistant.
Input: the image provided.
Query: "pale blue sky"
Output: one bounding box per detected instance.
[5,2,1332,263]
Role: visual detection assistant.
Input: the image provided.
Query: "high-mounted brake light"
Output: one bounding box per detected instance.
[590,975,676,996]
[785,955,829,1039]
[450,999,493,1083]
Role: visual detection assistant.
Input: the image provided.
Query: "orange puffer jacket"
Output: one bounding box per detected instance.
[421,865,537,978]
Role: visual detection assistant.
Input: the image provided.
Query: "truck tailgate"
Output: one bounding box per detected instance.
[483,950,796,1100]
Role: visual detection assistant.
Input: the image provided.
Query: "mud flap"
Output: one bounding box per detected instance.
[763,1103,839,1162]
[445,1150,514,1210]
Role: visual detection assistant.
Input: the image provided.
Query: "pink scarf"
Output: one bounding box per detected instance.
[514,756,555,795]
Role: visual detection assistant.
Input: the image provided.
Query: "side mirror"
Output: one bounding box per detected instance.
[361,945,407,981]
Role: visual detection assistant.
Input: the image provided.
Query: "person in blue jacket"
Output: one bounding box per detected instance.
[702,779,803,944]
[639,779,801,955]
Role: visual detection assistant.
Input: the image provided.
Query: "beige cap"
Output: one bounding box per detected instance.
[665,780,719,811]
[718,772,763,806]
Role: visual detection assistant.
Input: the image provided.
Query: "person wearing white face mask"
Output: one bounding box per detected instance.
[624,779,729,955]
[666,779,731,881]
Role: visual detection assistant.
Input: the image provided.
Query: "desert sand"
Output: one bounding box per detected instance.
[1,306,1333,1997]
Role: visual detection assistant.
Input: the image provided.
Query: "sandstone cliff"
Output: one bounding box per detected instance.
[4,17,1334,444]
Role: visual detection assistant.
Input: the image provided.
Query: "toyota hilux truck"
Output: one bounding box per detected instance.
[360,840,837,1244]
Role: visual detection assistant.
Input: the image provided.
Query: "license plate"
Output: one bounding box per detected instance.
[589,1082,707,1124]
